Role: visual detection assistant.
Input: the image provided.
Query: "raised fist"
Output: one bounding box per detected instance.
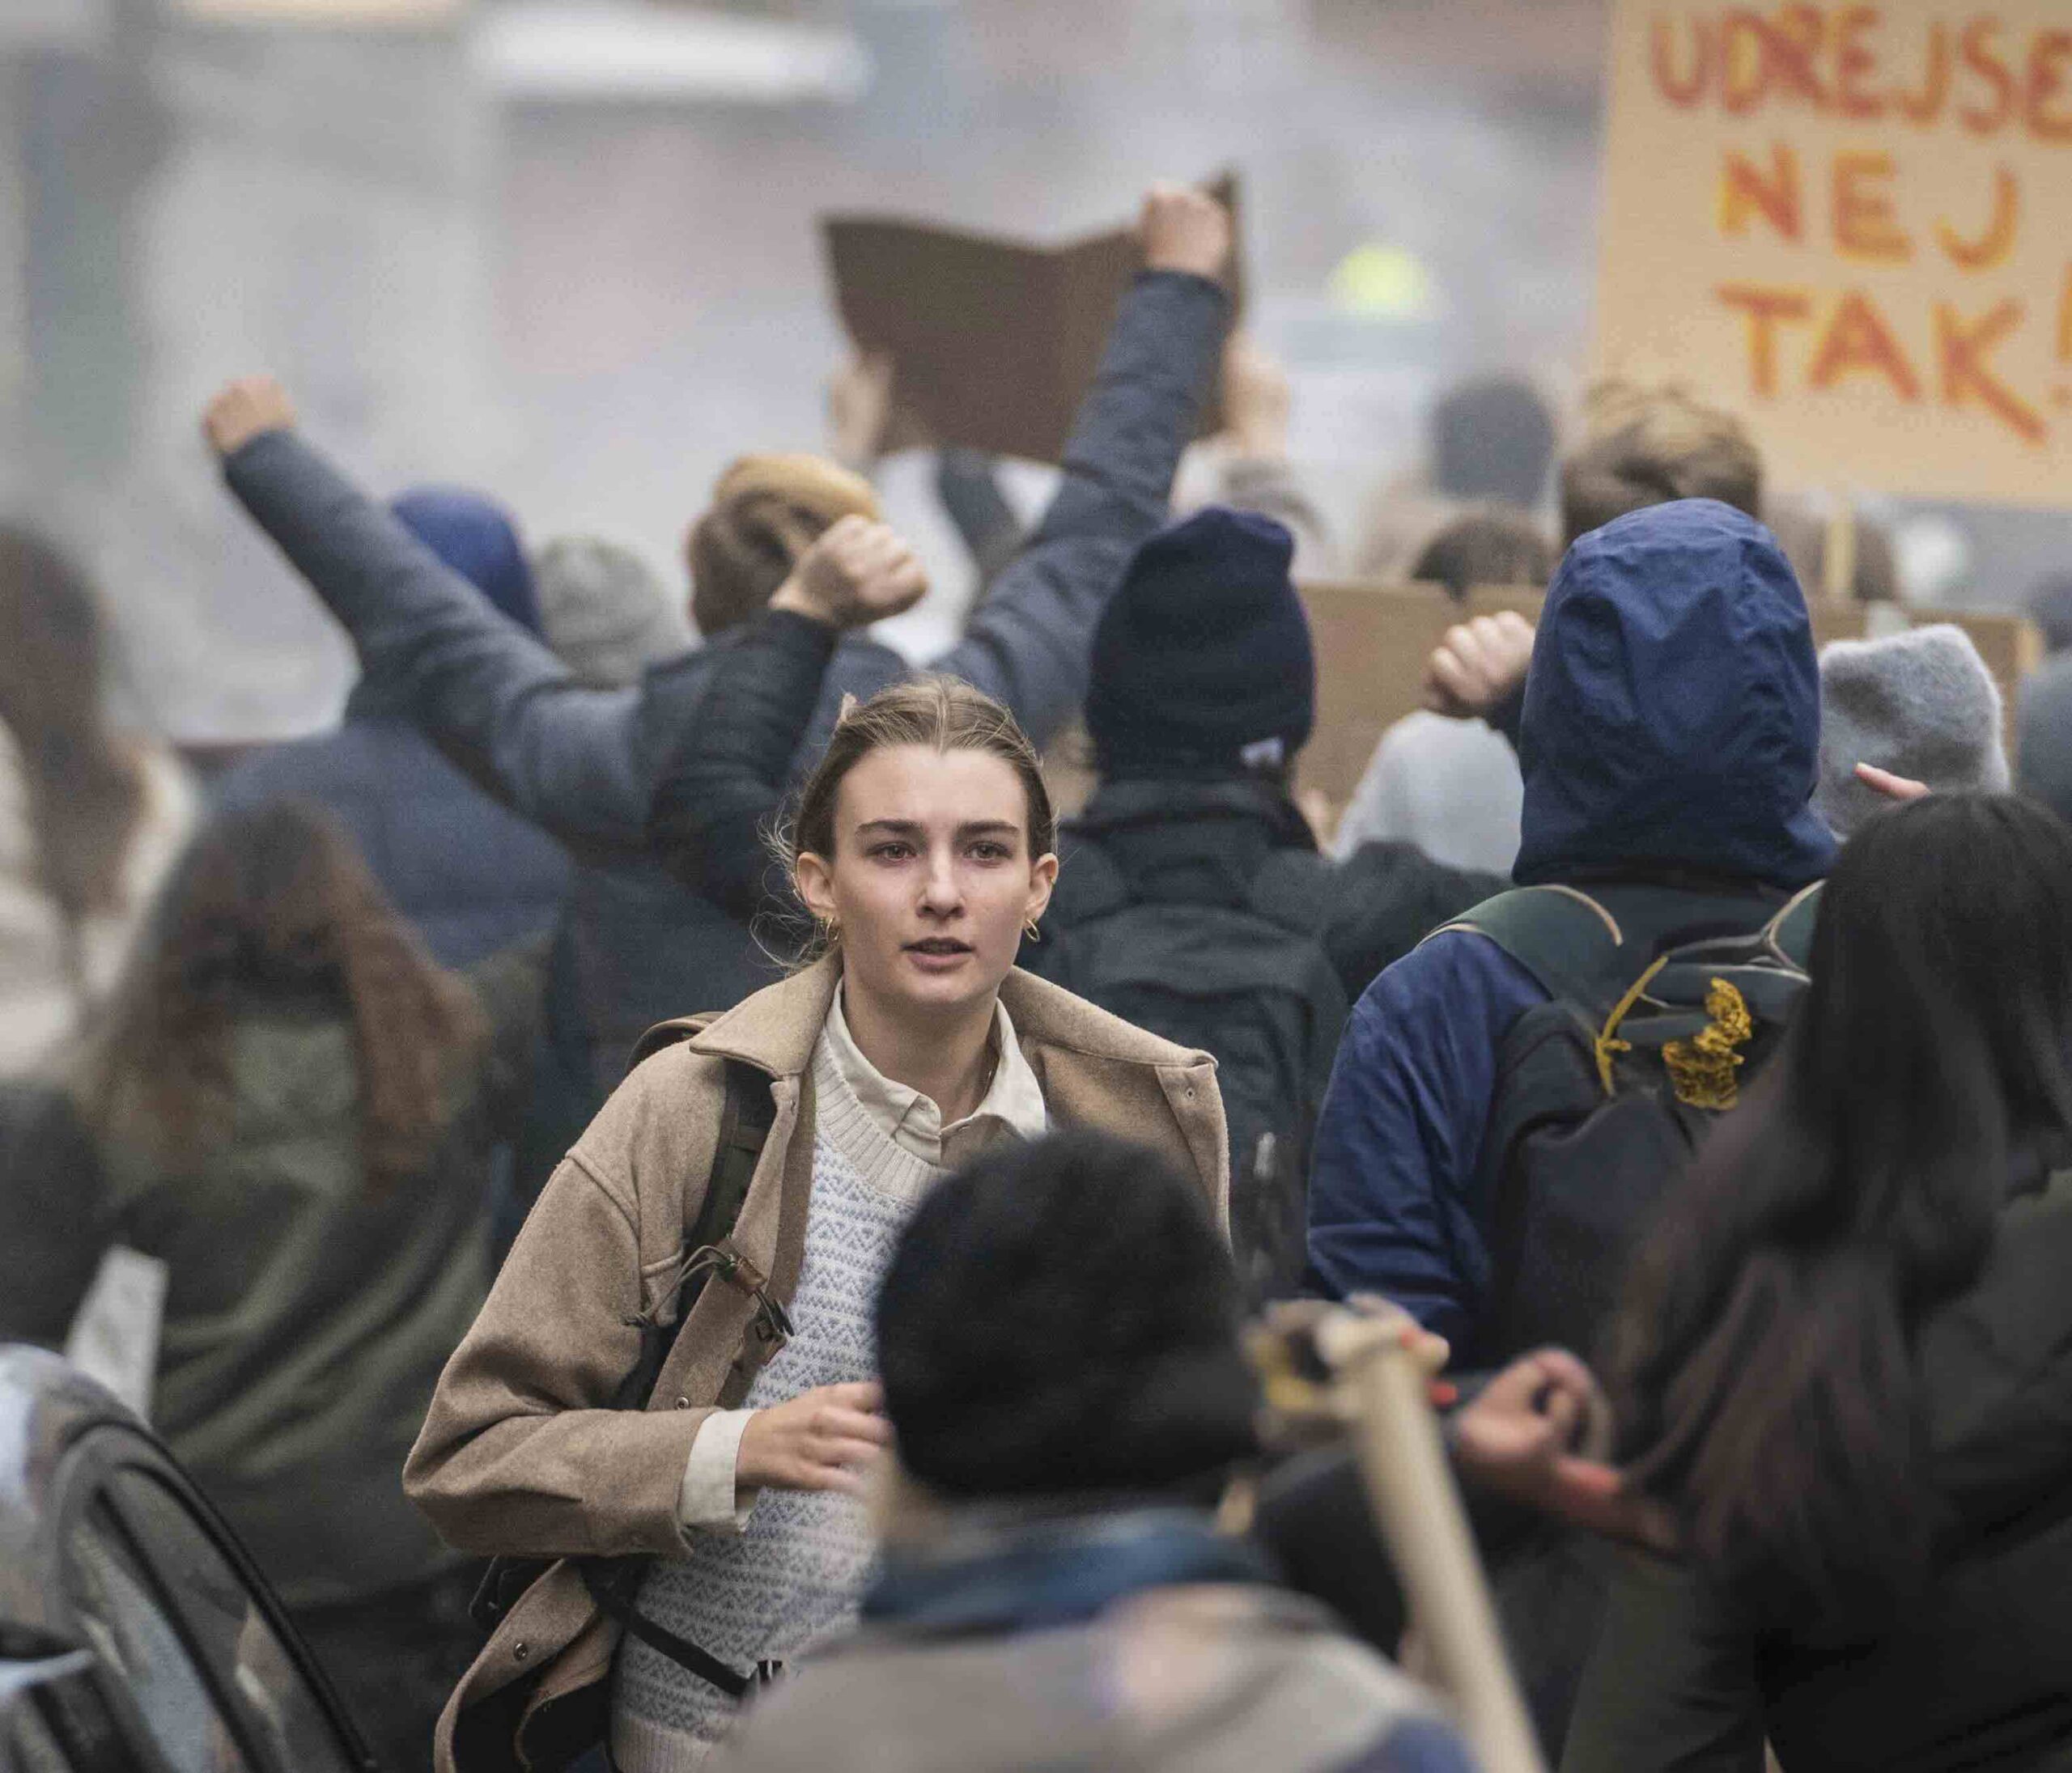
[202,376,297,458]
[1423,611,1537,722]
[768,515,928,631]
[1140,181,1233,282]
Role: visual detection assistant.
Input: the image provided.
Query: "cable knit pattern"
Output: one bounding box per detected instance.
[610,1039,945,1772]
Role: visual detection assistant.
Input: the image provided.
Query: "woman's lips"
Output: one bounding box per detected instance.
[903,939,974,971]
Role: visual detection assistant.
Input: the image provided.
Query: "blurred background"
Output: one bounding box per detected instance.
[0,0,2057,741]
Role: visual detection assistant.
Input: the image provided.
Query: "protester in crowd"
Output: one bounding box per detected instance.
[201,181,1233,1179]
[1181,332,1338,575]
[1567,794,2072,1773]
[0,526,194,1077]
[405,677,1228,1773]
[1766,494,1901,605]
[1559,382,1760,548]
[2017,570,2072,828]
[2025,570,2072,657]
[715,1129,1474,1773]
[1306,498,1834,1351]
[213,485,571,970]
[1814,626,2008,838]
[532,535,687,689]
[1354,373,1556,579]
[0,798,542,1773]
[1332,507,1554,874]
[647,507,1504,1299]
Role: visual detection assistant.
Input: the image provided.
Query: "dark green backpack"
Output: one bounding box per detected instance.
[1437,880,1821,1366]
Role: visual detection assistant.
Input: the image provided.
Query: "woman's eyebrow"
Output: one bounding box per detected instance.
[851,818,1024,839]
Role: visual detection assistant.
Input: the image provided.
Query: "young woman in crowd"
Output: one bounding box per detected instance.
[405,677,1228,1773]
[0,798,542,1773]
[1565,793,2072,1772]
[0,525,193,1075]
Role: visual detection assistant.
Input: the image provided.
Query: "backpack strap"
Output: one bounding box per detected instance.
[1424,885,1633,1014]
[1764,881,1823,969]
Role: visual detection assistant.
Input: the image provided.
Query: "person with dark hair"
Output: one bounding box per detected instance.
[1432,376,1557,511]
[1559,384,1761,548]
[0,797,543,1773]
[406,677,1227,1773]
[213,485,571,970]
[1333,508,1555,875]
[1566,794,2072,1773]
[646,507,1505,1299]
[200,182,1235,1207]
[715,1129,1474,1773]
[0,525,194,1073]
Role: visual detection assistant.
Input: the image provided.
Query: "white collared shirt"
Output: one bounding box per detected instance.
[820,986,1050,1170]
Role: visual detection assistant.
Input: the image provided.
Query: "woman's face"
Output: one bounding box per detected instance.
[796,744,1056,1024]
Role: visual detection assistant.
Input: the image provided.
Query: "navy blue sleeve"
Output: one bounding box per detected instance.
[1303,930,1545,1348]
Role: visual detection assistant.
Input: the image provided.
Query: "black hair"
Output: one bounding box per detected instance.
[877,1130,1259,1499]
[1430,376,1556,509]
[1609,795,2072,1617]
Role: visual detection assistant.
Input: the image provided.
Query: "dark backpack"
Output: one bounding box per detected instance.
[1439,880,1821,1367]
[1041,842,1348,1299]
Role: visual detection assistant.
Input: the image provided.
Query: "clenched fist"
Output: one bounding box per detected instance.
[1422,611,1537,722]
[202,376,297,458]
[1140,181,1233,282]
[736,1381,890,1496]
[768,515,928,631]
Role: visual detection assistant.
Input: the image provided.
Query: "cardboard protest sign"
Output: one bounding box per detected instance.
[1596,2,2072,507]
[823,176,1241,464]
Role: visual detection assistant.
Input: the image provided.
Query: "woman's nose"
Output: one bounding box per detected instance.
[918,851,961,910]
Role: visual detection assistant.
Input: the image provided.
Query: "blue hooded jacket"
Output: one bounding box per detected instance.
[1304,501,1836,1345]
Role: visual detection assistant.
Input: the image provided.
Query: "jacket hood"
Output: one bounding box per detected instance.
[1514,498,1836,889]
[389,486,541,636]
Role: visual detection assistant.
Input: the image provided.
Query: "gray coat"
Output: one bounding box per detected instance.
[221,269,1229,1114]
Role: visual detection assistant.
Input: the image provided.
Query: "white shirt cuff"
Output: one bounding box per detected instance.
[677,1408,759,1534]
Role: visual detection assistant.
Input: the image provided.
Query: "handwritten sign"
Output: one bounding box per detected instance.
[1596,2,2072,507]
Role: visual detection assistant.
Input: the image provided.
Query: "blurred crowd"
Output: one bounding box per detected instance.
[4,176,2072,1773]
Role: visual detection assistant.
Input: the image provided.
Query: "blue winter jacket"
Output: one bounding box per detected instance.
[1303,500,1837,1347]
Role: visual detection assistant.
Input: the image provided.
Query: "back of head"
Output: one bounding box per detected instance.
[1408,504,1556,601]
[2027,572,2072,656]
[688,454,881,638]
[1516,498,1835,889]
[1560,383,1762,548]
[94,798,483,1195]
[1429,376,1556,510]
[1815,626,2008,838]
[877,1129,1259,1500]
[0,525,142,920]
[1612,794,2072,1614]
[390,486,541,635]
[532,535,685,687]
[1764,496,1900,606]
[1084,507,1314,778]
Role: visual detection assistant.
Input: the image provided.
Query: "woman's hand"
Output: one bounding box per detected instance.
[736,1381,891,1495]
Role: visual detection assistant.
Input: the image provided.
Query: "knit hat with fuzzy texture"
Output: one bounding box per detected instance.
[1815,624,2010,838]
[877,1130,1260,1499]
[687,454,881,638]
[533,536,686,687]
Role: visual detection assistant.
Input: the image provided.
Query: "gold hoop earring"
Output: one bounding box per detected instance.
[1023,918,1042,944]
[823,917,841,944]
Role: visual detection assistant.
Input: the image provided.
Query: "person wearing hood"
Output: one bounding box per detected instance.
[213,485,571,970]
[1305,498,1838,1352]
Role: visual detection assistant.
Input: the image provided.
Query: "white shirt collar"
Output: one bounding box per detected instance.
[822,985,1049,1169]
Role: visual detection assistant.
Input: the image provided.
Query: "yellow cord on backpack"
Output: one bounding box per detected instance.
[1594,955,1671,1095]
[1662,978,1754,1110]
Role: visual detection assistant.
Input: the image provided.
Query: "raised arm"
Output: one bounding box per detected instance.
[203,379,658,855]
[927,183,1235,745]
[645,517,928,915]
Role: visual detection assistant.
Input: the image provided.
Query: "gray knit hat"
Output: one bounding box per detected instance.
[1815,624,2010,838]
[532,536,687,688]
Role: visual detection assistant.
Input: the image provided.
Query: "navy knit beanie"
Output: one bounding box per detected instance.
[391,486,542,636]
[877,1130,1261,1499]
[1085,507,1315,771]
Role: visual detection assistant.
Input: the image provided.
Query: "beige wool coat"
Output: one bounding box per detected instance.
[402,953,1228,1773]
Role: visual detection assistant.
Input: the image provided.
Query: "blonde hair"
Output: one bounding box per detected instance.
[781,677,1055,960]
[687,453,881,637]
[1560,382,1763,547]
